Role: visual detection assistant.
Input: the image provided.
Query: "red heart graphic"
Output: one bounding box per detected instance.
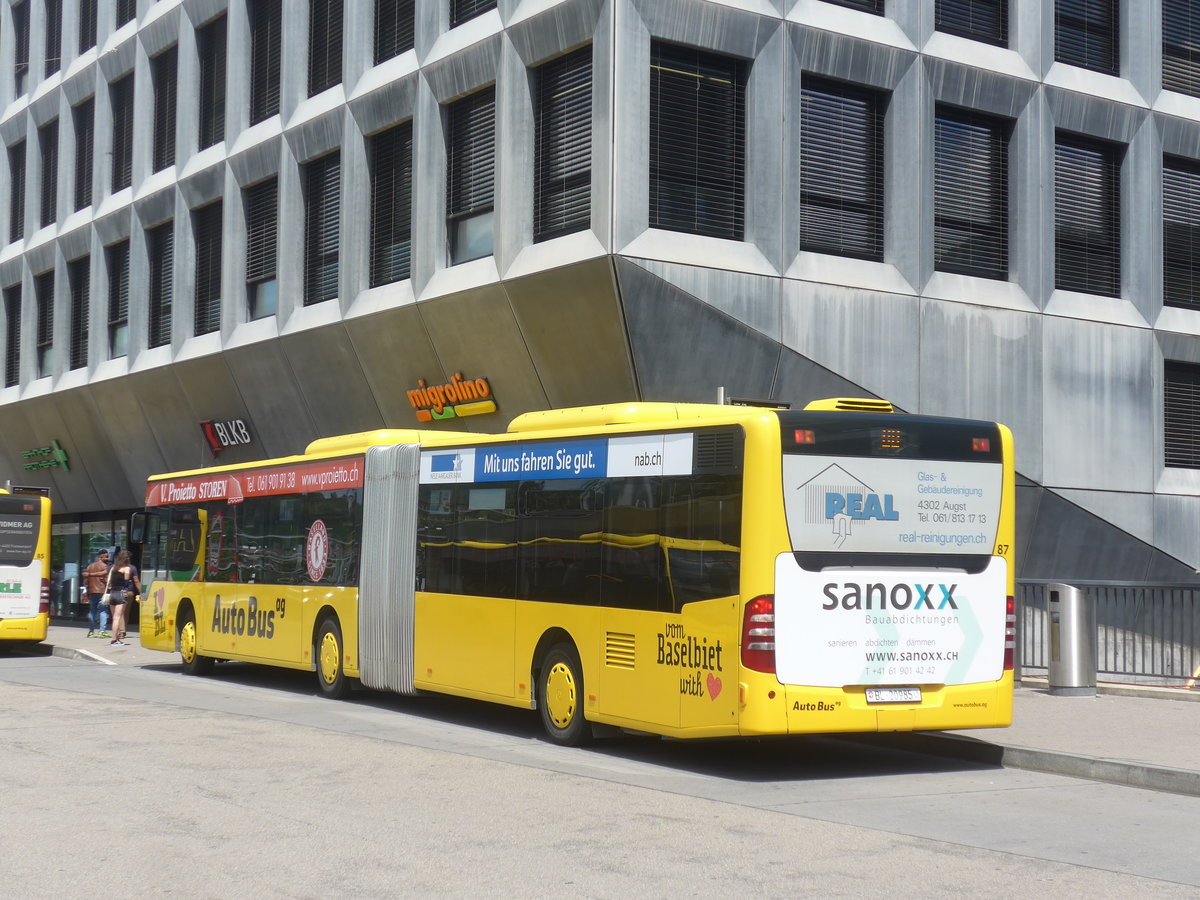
[706,672,722,699]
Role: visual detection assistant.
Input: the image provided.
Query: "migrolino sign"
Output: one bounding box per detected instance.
[407,374,496,422]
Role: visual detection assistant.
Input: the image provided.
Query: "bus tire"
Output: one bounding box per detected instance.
[538,644,589,746]
[315,617,349,699]
[179,610,213,676]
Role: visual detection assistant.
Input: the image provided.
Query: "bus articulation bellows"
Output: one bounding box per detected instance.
[134,399,1016,743]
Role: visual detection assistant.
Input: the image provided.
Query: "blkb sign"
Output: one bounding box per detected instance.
[200,419,253,457]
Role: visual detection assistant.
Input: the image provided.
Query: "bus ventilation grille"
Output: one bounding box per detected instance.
[605,633,636,669]
[809,398,895,414]
[694,432,739,472]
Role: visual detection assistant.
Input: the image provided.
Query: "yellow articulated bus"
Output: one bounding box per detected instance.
[134,399,1015,744]
[0,487,52,643]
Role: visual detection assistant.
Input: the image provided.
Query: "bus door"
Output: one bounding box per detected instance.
[595,479,680,729]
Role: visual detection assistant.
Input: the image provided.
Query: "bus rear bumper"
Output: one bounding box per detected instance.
[737,671,1014,735]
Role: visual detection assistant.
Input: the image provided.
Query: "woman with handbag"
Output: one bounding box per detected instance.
[106,550,141,646]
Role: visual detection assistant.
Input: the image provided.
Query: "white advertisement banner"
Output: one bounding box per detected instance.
[0,561,40,619]
[773,554,1008,687]
[782,455,1003,554]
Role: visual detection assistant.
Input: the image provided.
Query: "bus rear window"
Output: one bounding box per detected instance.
[0,495,40,566]
[779,412,1002,462]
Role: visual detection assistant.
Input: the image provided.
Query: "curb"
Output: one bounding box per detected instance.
[1019,676,1200,703]
[50,644,116,666]
[870,731,1200,798]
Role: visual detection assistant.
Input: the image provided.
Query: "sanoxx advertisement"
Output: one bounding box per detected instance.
[775,454,1006,687]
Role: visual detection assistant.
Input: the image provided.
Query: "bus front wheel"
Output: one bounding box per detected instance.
[179,610,213,676]
[538,644,589,746]
[315,617,349,699]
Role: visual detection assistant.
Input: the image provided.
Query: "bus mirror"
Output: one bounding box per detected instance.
[129,512,148,544]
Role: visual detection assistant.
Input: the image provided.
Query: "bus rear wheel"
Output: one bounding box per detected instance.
[315,617,349,699]
[179,610,213,676]
[538,644,589,746]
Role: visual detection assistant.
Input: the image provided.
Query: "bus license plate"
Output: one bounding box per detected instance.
[865,687,921,704]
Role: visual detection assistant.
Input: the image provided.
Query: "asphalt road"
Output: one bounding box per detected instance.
[2,648,1197,898]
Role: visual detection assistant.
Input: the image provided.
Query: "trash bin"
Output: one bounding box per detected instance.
[1046,583,1096,696]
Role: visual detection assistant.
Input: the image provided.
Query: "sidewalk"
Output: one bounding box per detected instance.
[41,622,1200,796]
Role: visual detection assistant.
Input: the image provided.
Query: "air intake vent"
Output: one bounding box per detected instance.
[804,397,894,413]
[605,632,635,669]
[694,430,742,473]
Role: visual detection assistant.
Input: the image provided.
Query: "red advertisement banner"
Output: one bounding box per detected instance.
[146,457,364,506]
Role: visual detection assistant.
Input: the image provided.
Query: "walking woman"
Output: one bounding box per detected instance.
[107,549,141,646]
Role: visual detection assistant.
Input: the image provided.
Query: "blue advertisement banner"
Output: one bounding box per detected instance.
[475,439,609,482]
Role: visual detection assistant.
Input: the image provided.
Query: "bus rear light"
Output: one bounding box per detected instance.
[39,577,50,615]
[742,595,776,674]
[973,437,991,452]
[1003,595,1015,671]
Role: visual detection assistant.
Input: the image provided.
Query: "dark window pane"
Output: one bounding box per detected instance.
[825,0,882,11]
[308,0,344,96]
[451,0,496,28]
[649,42,746,241]
[68,255,88,369]
[73,98,93,210]
[1165,360,1200,468]
[1054,133,1121,296]
[250,0,282,123]
[152,47,177,172]
[936,0,1008,46]
[4,285,20,387]
[198,16,226,149]
[34,269,53,378]
[800,77,884,260]
[245,177,278,319]
[14,1,29,95]
[304,153,340,305]
[1164,0,1200,98]
[1164,156,1200,310]
[110,74,134,191]
[148,221,174,348]
[193,201,222,335]
[106,239,129,358]
[446,87,496,264]
[39,119,58,229]
[934,107,1009,279]
[44,0,62,76]
[9,141,26,243]
[78,0,97,53]
[1055,0,1118,75]
[535,46,592,242]
[116,0,134,27]
[369,122,412,287]
[375,0,414,64]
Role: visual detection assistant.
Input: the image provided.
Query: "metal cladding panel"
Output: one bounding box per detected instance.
[1016,487,1198,583]
[617,259,779,402]
[223,340,317,460]
[172,355,259,466]
[505,258,635,409]
[281,324,385,438]
[918,299,1043,482]
[87,373,177,509]
[780,278,922,412]
[345,305,447,428]
[418,282,550,420]
[1042,317,1155,493]
[357,442,420,695]
[636,258,782,342]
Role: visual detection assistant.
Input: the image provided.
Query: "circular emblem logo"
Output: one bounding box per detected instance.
[306,519,329,583]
